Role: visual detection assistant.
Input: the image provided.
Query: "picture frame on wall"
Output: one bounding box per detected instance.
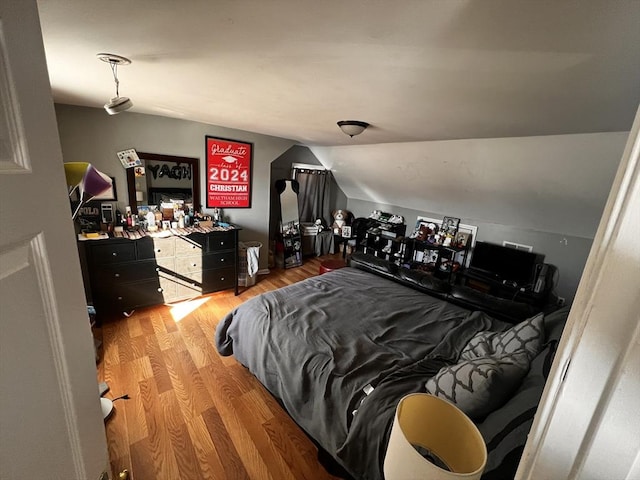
[455,231,471,248]
[441,216,460,235]
[205,135,253,208]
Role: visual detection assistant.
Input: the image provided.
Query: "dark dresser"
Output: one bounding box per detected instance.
[78,228,239,318]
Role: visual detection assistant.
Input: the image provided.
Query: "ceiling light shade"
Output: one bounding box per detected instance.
[104,96,133,115]
[97,53,133,115]
[337,120,369,137]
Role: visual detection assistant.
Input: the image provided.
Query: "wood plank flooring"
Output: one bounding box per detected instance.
[96,253,347,480]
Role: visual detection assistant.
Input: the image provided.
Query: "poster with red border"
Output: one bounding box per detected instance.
[205,135,253,208]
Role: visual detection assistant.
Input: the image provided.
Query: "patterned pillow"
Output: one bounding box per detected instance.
[425,351,531,420]
[461,313,544,361]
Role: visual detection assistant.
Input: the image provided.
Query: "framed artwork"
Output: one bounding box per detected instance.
[341,225,352,238]
[117,148,142,169]
[455,231,471,248]
[205,135,253,208]
[441,216,460,235]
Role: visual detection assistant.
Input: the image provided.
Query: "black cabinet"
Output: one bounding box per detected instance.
[79,229,239,319]
[357,216,406,262]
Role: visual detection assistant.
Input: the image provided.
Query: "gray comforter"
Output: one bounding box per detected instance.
[215,267,505,479]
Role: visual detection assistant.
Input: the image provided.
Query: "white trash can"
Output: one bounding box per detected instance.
[238,241,262,287]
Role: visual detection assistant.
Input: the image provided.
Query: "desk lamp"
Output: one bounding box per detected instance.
[384,393,486,480]
[64,162,112,220]
[65,162,114,419]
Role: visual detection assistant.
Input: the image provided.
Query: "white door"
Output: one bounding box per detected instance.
[518,107,640,478]
[0,1,109,479]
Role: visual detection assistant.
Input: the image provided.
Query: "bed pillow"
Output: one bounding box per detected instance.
[425,351,531,419]
[460,312,544,361]
[477,307,570,478]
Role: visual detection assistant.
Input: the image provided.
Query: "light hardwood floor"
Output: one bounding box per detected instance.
[96,253,347,480]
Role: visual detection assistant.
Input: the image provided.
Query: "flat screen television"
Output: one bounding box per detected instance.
[469,241,544,286]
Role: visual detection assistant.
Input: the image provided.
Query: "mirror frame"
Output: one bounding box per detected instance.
[126,152,200,214]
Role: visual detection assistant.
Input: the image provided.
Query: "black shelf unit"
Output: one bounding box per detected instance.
[357,218,407,262]
[404,239,470,284]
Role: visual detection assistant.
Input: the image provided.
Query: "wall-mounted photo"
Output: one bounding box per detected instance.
[455,231,471,248]
[206,135,253,208]
[441,216,460,235]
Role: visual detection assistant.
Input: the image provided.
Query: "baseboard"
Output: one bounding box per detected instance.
[258,268,270,275]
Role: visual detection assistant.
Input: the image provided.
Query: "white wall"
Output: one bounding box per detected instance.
[54,104,296,270]
[311,132,628,239]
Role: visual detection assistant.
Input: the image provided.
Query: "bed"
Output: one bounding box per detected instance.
[215,260,568,479]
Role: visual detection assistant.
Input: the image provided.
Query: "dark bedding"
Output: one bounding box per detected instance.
[215,267,527,479]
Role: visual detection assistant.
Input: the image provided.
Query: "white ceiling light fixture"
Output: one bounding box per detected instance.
[337,120,369,137]
[97,53,133,115]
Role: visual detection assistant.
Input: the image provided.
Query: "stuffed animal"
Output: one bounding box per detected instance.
[331,209,352,235]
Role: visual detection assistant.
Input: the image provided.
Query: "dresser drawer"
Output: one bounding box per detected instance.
[137,237,175,259]
[89,242,136,265]
[175,250,236,273]
[207,250,236,269]
[208,231,236,251]
[93,259,174,284]
[93,278,174,312]
[175,255,204,273]
[174,282,205,301]
[203,266,236,291]
[175,234,207,256]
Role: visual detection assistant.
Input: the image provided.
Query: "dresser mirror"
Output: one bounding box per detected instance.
[126,152,200,214]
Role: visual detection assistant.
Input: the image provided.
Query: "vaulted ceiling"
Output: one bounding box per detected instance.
[37,0,640,147]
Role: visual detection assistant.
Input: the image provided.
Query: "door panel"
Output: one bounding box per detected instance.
[0,1,109,479]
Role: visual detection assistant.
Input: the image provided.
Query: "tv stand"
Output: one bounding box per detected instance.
[462,269,549,309]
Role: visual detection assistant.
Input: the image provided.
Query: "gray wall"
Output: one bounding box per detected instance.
[311,132,627,239]
[55,104,296,271]
[348,198,593,304]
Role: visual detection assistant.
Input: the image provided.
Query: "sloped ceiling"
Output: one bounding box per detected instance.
[38,0,640,146]
[310,131,630,238]
[37,1,639,238]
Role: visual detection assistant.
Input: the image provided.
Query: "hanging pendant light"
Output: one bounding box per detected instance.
[97,53,133,115]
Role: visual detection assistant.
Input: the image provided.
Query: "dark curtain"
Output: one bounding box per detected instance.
[294,168,332,227]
